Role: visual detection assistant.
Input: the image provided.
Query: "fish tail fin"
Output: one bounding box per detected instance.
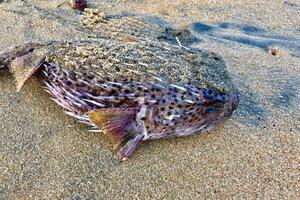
[88,107,144,161]
[0,42,46,91]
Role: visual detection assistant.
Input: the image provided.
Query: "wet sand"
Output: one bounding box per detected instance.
[0,0,299,199]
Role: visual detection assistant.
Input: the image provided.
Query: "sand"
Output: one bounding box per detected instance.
[0,0,299,199]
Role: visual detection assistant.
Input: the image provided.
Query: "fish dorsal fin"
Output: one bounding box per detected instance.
[88,107,143,160]
[88,108,139,141]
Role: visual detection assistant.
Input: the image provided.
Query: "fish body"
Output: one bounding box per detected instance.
[1,39,239,160]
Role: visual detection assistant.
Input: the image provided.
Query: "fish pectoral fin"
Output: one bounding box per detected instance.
[88,107,139,140]
[88,107,143,160]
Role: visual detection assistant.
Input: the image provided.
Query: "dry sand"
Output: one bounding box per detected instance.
[0,0,299,199]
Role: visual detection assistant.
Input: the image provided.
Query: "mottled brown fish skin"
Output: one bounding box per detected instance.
[1,39,239,160]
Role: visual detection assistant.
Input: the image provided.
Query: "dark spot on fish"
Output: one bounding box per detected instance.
[66,80,72,86]
[124,89,130,94]
[87,74,94,80]
[141,117,146,121]
[160,107,165,111]
[87,86,93,92]
[161,99,167,104]
[167,111,172,116]
[196,107,202,112]
[177,104,183,108]
[151,94,156,98]
[171,127,176,131]
[205,96,213,100]
[191,114,197,118]
[143,89,149,93]
[195,116,201,120]
[115,66,120,72]
[69,71,77,80]
[137,87,143,91]
[169,106,174,110]
[92,89,101,96]
[110,90,117,95]
[112,83,122,89]
[182,116,188,120]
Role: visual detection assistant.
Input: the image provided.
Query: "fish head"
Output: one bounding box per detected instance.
[196,87,240,130]
[143,86,240,139]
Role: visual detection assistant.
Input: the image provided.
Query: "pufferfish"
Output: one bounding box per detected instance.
[0,39,239,160]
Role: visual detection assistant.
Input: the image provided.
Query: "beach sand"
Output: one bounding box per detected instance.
[0,0,299,199]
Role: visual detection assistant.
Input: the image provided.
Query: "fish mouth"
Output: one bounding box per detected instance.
[232,92,240,111]
[202,87,239,119]
[221,90,239,119]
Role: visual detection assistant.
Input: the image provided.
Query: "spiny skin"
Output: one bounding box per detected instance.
[1,39,239,160]
[81,8,197,45]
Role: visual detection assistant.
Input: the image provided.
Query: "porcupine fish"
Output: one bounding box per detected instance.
[0,39,239,160]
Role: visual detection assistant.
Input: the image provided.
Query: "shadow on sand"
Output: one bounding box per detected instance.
[192,22,300,57]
